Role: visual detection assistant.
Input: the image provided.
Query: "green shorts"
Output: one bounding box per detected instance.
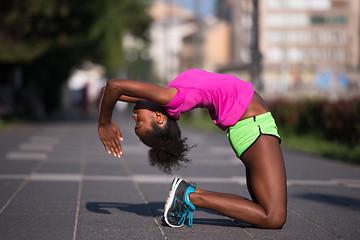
[226,112,281,159]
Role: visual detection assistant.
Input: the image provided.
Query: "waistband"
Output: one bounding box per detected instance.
[228,112,273,129]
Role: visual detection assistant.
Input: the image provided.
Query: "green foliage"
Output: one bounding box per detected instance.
[0,0,151,70]
[269,98,360,163]
[89,0,151,71]
[179,109,222,132]
[279,128,360,164]
[0,0,151,113]
[177,98,359,164]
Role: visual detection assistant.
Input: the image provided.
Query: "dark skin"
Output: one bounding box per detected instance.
[98,78,287,229]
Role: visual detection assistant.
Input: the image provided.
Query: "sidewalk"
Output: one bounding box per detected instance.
[0,112,359,239]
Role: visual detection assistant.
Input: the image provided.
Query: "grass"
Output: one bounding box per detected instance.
[178,110,222,133]
[0,119,9,131]
[179,112,360,164]
[0,118,22,131]
[279,129,360,164]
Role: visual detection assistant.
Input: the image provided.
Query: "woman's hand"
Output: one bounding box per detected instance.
[98,122,123,157]
[97,79,177,157]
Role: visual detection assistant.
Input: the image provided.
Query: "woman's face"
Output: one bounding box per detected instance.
[132,100,163,137]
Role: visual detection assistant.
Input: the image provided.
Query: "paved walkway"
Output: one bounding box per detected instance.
[0,111,359,240]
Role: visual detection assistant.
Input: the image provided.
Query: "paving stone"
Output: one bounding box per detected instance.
[0,113,359,239]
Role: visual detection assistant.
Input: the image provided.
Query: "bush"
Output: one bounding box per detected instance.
[269,98,360,147]
[268,98,360,163]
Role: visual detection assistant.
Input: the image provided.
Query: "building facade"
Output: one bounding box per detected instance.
[221,0,360,96]
[260,0,359,70]
[148,1,196,82]
[147,0,359,95]
[260,0,360,95]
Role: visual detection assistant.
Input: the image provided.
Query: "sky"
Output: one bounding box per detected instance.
[165,0,217,16]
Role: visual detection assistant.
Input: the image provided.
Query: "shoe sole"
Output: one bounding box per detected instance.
[164,177,184,228]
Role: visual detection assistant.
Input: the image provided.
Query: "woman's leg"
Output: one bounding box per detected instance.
[188,135,287,229]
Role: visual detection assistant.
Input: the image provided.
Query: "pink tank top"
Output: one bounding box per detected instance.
[163,69,254,131]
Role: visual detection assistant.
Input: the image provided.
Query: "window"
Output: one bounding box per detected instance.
[266,31,284,44]
[265,14,309,27]
[331,16,347,24]
[286,0,307,9]
[287,48,303,62]
[266,47,284,62]
[288,14,310,27]
[287,31,309,44]
[311,15,347,25]
[310,0,331,10]
[331,31,347,44]
[311,16,326,24]
[268,0,331,10]
[267,0,283,9]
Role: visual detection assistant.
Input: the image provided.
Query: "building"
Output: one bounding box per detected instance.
[260,0,360,95]
[216,0,255,83]
[261,0,359,70]
[148,0,231,81]
[220,0,360,96]
[148,0,196,82]
[148,0,360,96]
[202,18,231,72]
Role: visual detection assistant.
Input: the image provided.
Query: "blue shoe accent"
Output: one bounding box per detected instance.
[184,186,196,211]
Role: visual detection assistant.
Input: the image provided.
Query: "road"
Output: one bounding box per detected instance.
[0,110,359,240]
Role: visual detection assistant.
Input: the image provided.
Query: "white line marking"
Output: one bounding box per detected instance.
[0,174,28,180]
[0,173,359,189]
[287,180,338,186]
[72,138,87,240]
[333,179,360,189]
[132,175,177,183]
[84,175,132,181]
[19,144,54,152]
[6,152,48,160]
[30,173,81,181]
[30,136,60,144]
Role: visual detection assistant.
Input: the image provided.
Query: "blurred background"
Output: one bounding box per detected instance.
[0,0,359,162]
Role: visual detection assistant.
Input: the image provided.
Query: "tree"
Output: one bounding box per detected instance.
[0,0,151,115]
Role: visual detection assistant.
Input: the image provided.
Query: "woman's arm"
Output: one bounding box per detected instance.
[99,79,176,125]
[97,79,176,157]
[97,86,143,121]
[118,95,144,103]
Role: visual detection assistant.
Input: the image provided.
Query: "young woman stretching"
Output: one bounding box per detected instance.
[98,69,287,229]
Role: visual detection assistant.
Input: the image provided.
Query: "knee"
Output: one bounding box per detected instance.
[268,215,286,229]
[261,212,287,229]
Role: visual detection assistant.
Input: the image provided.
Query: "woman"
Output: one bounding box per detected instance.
[98,69,287,229]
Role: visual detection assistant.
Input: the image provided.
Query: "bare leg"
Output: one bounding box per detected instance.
[189,135,287,229]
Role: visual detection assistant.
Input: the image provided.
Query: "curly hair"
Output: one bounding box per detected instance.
[138,117,193,174]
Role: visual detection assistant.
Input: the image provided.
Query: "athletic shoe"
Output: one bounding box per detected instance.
[164,178,196,227]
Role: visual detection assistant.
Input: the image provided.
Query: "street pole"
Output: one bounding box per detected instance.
[250,0,263,91]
